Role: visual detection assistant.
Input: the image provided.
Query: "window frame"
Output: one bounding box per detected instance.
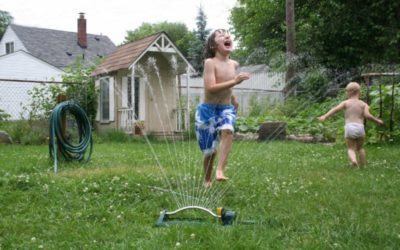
[5,41,14,54]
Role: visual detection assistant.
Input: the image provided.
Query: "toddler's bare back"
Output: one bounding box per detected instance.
[344,99,366,124]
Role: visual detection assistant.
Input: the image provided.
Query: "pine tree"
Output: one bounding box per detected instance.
[188,6,210,76]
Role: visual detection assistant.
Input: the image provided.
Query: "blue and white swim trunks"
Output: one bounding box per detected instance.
[195,103,236,156]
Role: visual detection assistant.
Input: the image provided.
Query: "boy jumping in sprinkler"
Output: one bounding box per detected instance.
[195,29,250,187]
[319,82,383,168]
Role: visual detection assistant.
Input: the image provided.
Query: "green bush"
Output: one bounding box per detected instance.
[367,83,400,143]
[0,120,49,145]
[0,108,11,121]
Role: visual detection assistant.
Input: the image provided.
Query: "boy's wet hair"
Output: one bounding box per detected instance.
[346,82,361,96]
[203,29,229,59]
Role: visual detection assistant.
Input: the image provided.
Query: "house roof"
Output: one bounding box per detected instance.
[10,24,115,69]
[92,32,194,76]
[92,32,162,76]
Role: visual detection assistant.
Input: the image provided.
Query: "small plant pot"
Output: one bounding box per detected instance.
[134,122,145,135]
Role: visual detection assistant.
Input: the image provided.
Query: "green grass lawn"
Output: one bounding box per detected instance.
[0,140,399,249]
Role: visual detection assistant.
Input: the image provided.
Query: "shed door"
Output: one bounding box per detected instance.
[128,77,140,119]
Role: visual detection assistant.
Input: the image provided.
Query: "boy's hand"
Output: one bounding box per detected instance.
[231,95,239,111]
[232,100,239,111]
[377,119,384,125]
[318,116,326,122]
[234,72,250,85]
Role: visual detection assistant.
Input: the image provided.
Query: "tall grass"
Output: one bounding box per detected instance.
[0,141,399,249]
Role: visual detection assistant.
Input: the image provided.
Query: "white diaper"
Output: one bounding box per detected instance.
[344,123,365,139]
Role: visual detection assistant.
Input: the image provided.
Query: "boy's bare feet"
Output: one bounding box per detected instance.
[351,162,360,169]
[203,181,212,188]
[216,171,229,181]
[351,160,358,168]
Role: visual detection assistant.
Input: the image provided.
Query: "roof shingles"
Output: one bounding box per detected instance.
[11,24,115,69]
[92,33,161,76]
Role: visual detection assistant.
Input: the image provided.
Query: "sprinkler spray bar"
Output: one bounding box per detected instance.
[155,206,236,227]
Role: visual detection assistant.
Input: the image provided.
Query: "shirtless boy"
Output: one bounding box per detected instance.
[195,29,250,187]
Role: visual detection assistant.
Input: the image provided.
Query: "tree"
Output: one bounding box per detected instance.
[230,0,400,69]
[230,0,286,65]
[301,0,400,69]
[0,10,13,39]
[285,0,296,97]
[62,56,100,125]
[188,6,210,75]
[124,21,192,57]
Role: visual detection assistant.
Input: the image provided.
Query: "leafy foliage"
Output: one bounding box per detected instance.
[23,84,64,120]
[230,0,400,69]
[236,82,400,143]
[235,95,343,142]
[124,22,192,57]
[367,82,400,142]
[0,108,10,121]
[230,0,286,65]
[62,57,100,125]
[0,10,13,39]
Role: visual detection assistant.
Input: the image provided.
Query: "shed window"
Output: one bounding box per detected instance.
[5,42,14,54]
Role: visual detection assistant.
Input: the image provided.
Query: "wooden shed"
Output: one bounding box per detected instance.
[92,32,195,135]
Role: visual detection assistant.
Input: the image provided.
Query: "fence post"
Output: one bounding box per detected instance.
[56,94,67,156]
[390,77,395,132]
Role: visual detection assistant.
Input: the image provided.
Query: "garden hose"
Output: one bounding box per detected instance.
[49,100,93,173]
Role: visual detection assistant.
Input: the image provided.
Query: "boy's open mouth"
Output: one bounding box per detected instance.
[224,41,232,47]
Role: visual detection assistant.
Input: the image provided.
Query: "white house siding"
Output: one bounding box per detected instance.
[180,65,285,115]
[0,51,64,120]
[0,26,27,56]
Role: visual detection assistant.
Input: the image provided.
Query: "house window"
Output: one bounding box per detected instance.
[100,77,110,121]
[5,42,14,54]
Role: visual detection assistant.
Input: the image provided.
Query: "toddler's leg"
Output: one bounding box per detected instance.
[216,129,233,180]
[346,138,359,168]
[356,137,366,167]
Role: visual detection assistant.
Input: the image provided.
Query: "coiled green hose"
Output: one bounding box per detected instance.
[49,100,93,173]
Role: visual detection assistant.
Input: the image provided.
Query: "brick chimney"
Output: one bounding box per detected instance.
[77,13,87,48]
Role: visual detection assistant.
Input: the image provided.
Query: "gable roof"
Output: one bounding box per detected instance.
[92,32,194,76]
[10,24,115,69]
[92,32,161,76]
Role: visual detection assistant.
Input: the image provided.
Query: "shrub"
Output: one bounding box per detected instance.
[0,108,10,121]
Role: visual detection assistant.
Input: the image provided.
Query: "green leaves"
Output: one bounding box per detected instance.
[0,10,13,39]
[124,22,191,56]
[229,0,400,68]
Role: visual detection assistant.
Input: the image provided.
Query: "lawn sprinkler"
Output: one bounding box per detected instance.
[155,206,236,227]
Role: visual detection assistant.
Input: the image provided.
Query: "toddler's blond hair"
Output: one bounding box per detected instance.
[346,82,361,96]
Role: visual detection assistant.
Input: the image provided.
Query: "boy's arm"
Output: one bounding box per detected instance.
[319,101,346,122]
[364,104,384,125]
[203,59,250,93]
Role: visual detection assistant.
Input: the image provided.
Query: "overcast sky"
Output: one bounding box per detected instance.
[0,0,237,45]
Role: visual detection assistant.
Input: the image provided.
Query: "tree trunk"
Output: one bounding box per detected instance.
[285,0,296,98]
